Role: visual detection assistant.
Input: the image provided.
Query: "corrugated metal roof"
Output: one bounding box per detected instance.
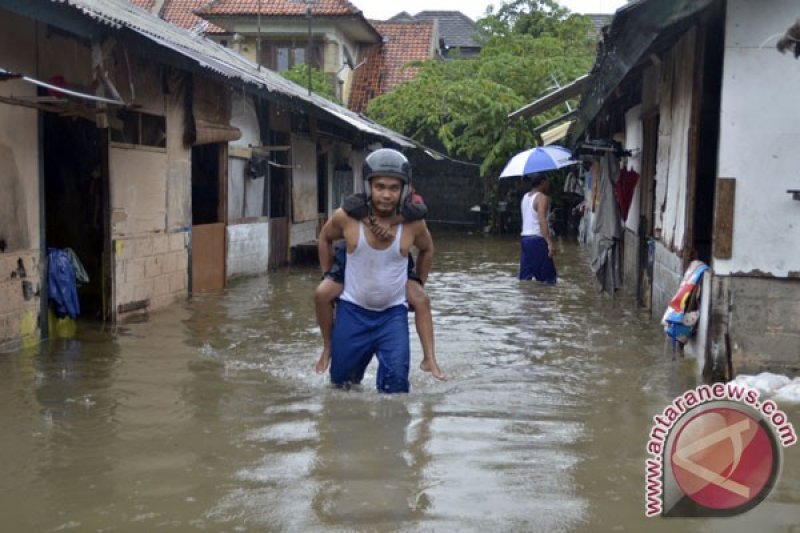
[45,0,415,148]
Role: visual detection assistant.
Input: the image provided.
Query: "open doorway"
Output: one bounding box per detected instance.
[43,113,107,319]
[191,143,227,292]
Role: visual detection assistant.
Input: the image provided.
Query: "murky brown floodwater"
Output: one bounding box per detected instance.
[1,234,798,532]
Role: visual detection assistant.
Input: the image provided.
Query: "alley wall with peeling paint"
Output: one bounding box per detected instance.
[0,13,42,349]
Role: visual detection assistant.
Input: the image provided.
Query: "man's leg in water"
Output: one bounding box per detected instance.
[374,304,411,393]
[406,280,445,380]
[330,300,376,388]
[314,278,343,373]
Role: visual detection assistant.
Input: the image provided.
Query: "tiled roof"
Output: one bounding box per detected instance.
[412,11,480,49]
[197,0,362,16]
[161,0,226,33]
[128,0,155,11]
[349,20,435,114]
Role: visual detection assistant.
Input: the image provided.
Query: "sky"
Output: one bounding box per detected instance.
[358,0,629,21]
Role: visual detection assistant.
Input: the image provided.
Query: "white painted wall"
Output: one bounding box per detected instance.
[229,93,265,220]
[714,0,800,277]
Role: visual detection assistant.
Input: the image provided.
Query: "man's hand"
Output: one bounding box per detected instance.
[546,239,555,258]
[366,216,393,241]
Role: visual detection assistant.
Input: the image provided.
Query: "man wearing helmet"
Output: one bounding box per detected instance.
[316,148,435,393]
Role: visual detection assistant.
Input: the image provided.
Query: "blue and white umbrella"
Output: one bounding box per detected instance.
[498,145,577,178]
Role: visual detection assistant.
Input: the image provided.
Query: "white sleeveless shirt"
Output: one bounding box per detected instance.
[520,192,542,237]
[340,222,408,311]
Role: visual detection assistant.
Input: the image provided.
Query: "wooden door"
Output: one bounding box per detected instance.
[191,143,227,292]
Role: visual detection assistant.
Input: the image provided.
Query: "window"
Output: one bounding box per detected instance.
[261,40,322,72]
[110,110,166,148]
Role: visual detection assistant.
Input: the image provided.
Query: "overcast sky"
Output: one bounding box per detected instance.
[358,0,629,21]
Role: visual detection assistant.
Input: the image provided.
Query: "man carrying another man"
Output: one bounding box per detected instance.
[317,148,434,393]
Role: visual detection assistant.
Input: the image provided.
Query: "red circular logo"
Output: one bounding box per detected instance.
[670,407,778,512]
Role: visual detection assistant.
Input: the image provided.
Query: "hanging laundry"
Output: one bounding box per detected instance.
[661,260,709,345]
[48,248,80,319]
[614,168,640,221]
[64,247,89,285]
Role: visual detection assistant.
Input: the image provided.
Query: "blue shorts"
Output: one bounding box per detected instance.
[330,300,410,393]
[519,236,557,283]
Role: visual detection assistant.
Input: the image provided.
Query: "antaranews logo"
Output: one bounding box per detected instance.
[645,382,797,517]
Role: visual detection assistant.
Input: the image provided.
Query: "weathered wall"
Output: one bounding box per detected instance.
[0,13,80,348]
[291,220,317,247]
[291,135,318,223]
[114,233,188,317]
[226,223,269,278]
[109,60,189,317]
[229,93,265,220]
[653,28,696,253]
[0,252,40,351]
[651,240,684,323]
[714,0,800,277]
[710,276,800,372]
[0,12,38,252]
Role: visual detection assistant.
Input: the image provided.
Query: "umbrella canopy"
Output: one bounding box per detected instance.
[499,145,577,178]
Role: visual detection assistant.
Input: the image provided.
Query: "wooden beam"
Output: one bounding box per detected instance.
[713,178,735,259]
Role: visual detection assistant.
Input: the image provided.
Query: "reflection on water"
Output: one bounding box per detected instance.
[0,234,798,531]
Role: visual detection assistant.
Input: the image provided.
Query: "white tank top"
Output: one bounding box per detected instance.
[340,222,408,311]
[520,192,542,237]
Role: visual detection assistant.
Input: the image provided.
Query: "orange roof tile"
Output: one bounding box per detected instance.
[197,0,362,17]
[162,0,227,33]
[349,21,436,114]
[129,0,156,11]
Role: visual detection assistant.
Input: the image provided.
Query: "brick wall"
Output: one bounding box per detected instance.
[114,232,188,318]
[0,250,40,350]
[227,222,269,278]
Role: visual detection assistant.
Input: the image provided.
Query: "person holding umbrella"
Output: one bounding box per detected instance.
[499,145,575,283]
[519,172,557,283]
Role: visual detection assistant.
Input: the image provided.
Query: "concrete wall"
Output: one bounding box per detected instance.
[226,223,269,278]
[714,0,800,277]
[710,276,800,372]
[651,240,684,322]
[109,61,191,317]
[0,13,38,254]
[407,151,483,226]
[0,251,40,351]
[291,220,317,247]
[114,233,188,317]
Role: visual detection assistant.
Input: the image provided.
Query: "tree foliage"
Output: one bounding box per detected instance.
[366,0,595,178]
[281,65,338,102]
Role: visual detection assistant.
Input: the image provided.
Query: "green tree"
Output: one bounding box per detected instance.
[367,1,594,178]
[281,65,338,102]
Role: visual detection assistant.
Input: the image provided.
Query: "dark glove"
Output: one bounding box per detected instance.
[400,200,427,221]
[341,193,369,220]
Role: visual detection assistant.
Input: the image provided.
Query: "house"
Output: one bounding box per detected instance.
[192,0,382,105]
[348,19,440,114]
[388,10,482,59]
[522,0,800,377]
[0,0,420,351]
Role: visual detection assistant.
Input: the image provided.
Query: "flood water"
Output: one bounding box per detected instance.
[1,234,798,532]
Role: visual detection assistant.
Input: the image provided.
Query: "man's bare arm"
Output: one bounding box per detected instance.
[412,221,434,284]
[535,196,554,257]
[318,209,346,273]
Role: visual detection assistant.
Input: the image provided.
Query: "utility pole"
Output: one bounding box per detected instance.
[306,0,313,96]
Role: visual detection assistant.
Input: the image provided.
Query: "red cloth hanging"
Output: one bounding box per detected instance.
[614,168,639,221]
